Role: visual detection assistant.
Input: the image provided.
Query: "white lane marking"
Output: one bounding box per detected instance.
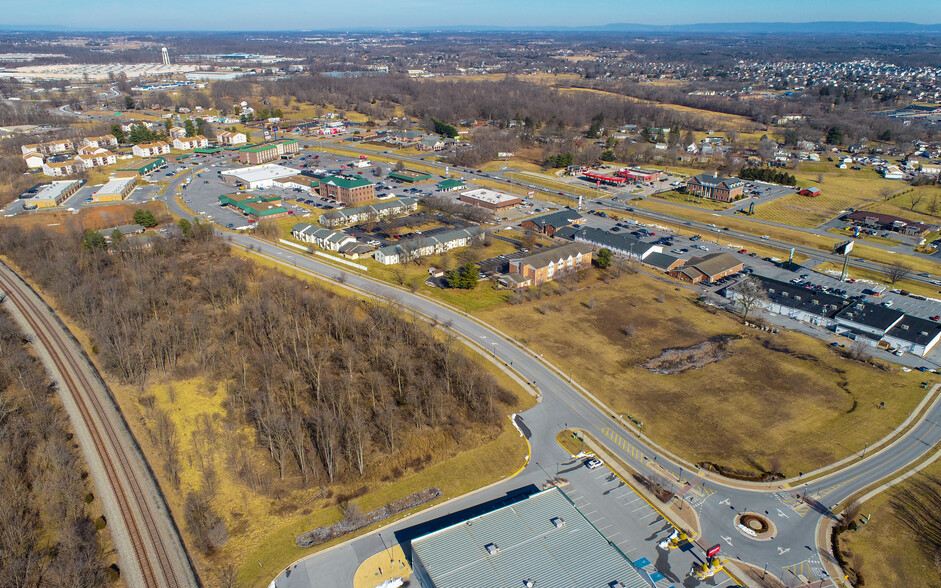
[776,508,790,519]
[778,547,791,555]
[721,536,733,546]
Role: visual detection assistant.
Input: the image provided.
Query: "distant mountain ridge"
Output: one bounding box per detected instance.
[0,21,939,34]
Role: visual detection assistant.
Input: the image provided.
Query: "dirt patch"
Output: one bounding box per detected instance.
[643,334,741,375]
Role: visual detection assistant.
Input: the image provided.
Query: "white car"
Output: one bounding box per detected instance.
[585,458,604,470]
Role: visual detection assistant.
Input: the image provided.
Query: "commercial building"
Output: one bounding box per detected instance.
[93,176,136,203]
[411,487,648,588]
[220,164,302,190]
[459,188,522,211]
[172,135,209,150]
[318,175,375,205]
[388,169,433,183]
[217,130,247,146]
[616,167,661,181]
[374,227,483,265]
[20,180,82,209]
[685,173,745,202]
[219,193,289,220]
[843,210,934,236]
[506,242,593,289]
[117,157,167,177]
[574,226,661,260]
[437,178,466,192]
[669,252,744,284]
[318,197,417,227]
[725,276,849,328]
[521,209,583,237]
[132,141,171,158]
[237,139,299,164]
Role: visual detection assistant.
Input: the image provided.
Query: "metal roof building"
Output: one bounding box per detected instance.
[410,487,649,588]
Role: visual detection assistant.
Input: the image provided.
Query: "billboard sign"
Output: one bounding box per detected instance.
[834,240,855,256]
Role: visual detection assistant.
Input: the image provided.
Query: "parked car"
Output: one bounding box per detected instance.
[585,458,603,470]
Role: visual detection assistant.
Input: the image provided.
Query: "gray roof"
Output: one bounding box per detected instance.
[744,276,848,318]
[106,224,146,235]
[886,315,941,346]
[411,487,648,588]
[642,251,682,270]
[526,209,582,230]
[376,226,483,257]
[689,173,744,189]
[574,226,654,256]
[553,225,579,240]
[836,301,905,331]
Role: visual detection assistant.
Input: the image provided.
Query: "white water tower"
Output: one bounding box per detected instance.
[161,47,170,66]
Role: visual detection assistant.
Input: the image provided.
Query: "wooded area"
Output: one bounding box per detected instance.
[0,226,515,504]
[0,307,109,586]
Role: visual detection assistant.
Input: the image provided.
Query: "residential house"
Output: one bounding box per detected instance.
[132,141,171,158]
[173,135,209,150]
[82,134,118,149]
[669,253,743,284]
[685,173,745,202]
[318,197,417,227]
[74,148,117,169]
[217,130,247,145]
[291,223,356,251]
[521,209,583,237]
[373,227,484,265]
[42,160,79,177]
[418,135,445,151]
[506,242,594,289]
[23,152,44,169]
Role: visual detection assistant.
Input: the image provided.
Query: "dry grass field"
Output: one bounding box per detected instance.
[839,458,941,588]
[476,270,929,476]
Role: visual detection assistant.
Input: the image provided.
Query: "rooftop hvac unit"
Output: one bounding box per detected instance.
[485,543,499,555]
[550,517,565,528]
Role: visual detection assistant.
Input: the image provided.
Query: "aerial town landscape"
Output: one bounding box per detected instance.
[1,2,941,588]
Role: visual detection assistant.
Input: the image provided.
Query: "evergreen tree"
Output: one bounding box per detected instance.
[133,209,158,228]
[184,119,197,137]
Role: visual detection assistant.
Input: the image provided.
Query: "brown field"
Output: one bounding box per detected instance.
[476,270,929,476]
[840,458,941,588]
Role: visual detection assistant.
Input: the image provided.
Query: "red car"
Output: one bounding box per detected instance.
[932,316,940,321]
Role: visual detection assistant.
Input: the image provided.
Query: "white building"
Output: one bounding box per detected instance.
[169,126,187,139]
[74,149,117,169]
[172,135,209,150]
[217,130,247,145]
[82,134,118,149]
[132,141,171,157]
[373,227,483,265]
[23,152,44,169]
[42,160,79,177]
[291,224,356,251]
[220,164,301,190]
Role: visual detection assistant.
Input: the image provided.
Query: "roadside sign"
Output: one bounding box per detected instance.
[527,190,535,196]
[706,544,721,558]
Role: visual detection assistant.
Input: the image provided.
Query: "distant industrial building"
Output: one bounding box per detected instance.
[93,176,136,203]
[221,164,302,190]
[459,188,522,211]
[20,180,82,209]
[411,487,648,588]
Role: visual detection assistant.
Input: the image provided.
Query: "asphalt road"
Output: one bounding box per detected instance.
[161,152,941,588]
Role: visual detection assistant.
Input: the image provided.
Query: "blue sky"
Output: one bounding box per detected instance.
[11,0,941,31]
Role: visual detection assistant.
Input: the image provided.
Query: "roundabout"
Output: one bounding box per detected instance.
[734,512,776,541]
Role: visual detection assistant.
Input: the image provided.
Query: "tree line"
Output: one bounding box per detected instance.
[738,166,797,186]
[0,226,516,498]
[0,306,109,585]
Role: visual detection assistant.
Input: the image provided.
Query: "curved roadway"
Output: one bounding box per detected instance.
[160,150,941,588]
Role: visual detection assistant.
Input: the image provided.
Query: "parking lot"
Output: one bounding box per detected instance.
[558,451,737,588]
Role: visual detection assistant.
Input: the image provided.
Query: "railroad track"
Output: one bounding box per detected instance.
[0,263,197,588]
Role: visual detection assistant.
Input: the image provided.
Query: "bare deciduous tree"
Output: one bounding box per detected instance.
[882,260,912,285]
